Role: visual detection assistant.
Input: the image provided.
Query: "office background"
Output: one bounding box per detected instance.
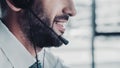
[51,0,120,68]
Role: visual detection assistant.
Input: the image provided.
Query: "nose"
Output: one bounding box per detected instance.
[62,0,77,16]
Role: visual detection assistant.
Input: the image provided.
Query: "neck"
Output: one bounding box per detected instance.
[3,11,42,57]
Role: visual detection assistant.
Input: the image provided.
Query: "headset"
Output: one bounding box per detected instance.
[11,0,33,9]
[11,0,69,45]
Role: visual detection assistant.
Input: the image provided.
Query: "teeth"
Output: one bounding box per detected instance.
[63,23,67,28]
[56,21,68,28]
[57,23,63,25]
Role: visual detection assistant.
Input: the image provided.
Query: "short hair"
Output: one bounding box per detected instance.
[0,0,8,16]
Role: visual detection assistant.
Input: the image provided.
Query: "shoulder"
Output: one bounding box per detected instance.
[0,47,5,60]
[44,48,58,64]
[0,47,13,68]
[44,48,69,68]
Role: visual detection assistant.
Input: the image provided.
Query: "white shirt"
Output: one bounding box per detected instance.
[0,20,69,68]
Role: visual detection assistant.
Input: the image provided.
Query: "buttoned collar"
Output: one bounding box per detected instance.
[0,20,36,68]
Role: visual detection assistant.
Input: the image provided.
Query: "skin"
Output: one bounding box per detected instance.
[4,0,76,57]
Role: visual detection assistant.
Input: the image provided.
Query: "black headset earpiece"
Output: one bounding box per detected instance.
[11,0,33,9]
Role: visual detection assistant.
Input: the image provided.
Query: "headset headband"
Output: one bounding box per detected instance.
[11,0,33,9]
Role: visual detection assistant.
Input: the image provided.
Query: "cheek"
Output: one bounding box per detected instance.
[42,0,63,25]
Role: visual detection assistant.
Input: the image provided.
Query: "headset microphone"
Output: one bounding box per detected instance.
[58,36,69,45]
[11,0,69,45]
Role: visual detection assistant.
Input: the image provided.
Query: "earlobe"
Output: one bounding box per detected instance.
[6,0,21,12]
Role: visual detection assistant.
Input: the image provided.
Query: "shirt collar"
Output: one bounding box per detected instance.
[0,21,36,68]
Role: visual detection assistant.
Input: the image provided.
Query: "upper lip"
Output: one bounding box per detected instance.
[53,14,69,23]
[54,19,68,23]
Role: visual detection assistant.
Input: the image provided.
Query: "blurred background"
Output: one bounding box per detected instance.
[51,0,120,68]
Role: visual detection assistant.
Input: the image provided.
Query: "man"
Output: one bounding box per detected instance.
[0,0,76,68]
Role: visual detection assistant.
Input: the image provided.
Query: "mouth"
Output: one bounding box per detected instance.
[52,14,69,35]
[53,19,68,35]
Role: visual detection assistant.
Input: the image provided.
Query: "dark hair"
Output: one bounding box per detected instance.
[0,0,8,15]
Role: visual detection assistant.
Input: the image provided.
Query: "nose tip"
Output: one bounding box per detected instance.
[71,9,77,16]
[63,6,77,17]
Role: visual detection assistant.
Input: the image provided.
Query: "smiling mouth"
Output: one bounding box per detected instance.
[53,20,68,35]
[53,14,69,35]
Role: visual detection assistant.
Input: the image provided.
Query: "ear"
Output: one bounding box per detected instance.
[6,0,21,12]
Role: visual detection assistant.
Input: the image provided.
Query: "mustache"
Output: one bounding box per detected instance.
[54,14,69,22]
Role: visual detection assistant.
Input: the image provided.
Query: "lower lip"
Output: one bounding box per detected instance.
[56,23,65,33]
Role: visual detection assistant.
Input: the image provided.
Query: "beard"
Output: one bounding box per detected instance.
[20,9,63,48]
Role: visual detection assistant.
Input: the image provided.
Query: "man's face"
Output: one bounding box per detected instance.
[42,0,75,35]
[34,0,76,35]
[21,0,76,47]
